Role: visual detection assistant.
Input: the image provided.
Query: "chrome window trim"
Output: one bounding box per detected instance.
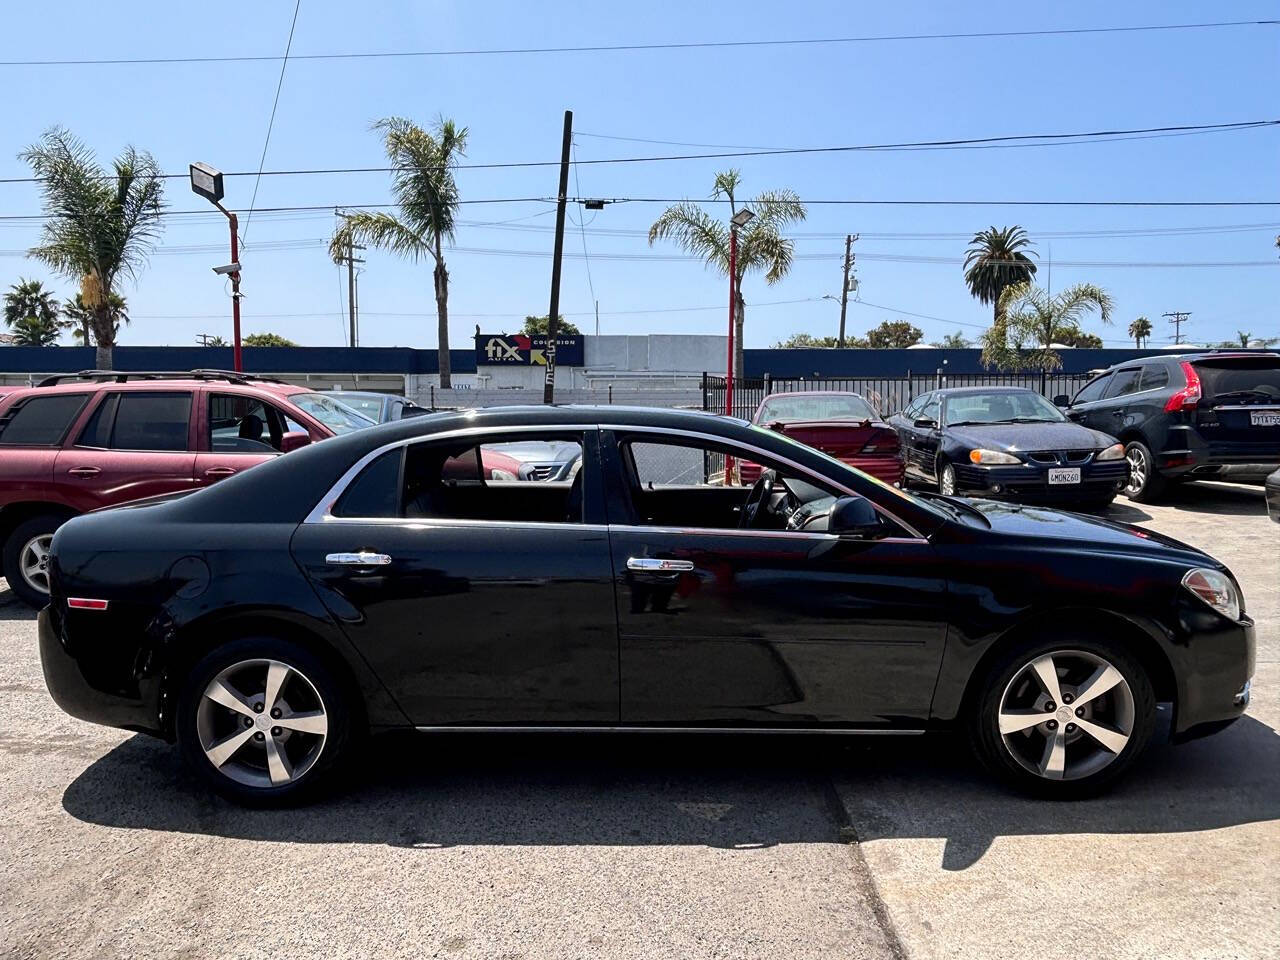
[608,523,927,546]
[305,419,927,540]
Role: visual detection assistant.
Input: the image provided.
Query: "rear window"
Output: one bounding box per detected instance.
[1193,358,1280,403]
[1139,365,1169,390]
[0,394,90,446]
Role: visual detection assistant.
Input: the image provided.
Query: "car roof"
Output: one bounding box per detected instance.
[930,386,1039,397]
[760,390,868,400]
[0,378,309,402]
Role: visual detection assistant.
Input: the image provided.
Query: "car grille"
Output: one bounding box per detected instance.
[1026,450,1094,465]
[526,464,560,481]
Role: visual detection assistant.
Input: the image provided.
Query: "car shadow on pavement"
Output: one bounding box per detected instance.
[1139,480,1268,518]
[0,586,38,620]
[62,715,1280,865]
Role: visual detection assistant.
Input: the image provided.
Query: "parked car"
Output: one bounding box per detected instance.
[1056,351,1280,502]
[485,438,583,481]
[0,369,375,607]
[742,391,903,486]
[889,387,1128,507]
[326,390,430,423]
[1266,467,1280,523]
[40,405,1252,805]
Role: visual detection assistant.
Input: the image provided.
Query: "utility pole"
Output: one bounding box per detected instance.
[544,109,573,404]
[1163,311,1191,345]
[837,233,858,348]
[195,333,219,346]
[334,212,366,348]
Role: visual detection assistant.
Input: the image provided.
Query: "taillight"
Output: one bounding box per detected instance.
[1164,361,1202,413]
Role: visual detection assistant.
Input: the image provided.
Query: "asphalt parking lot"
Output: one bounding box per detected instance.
[1,482,1276,960]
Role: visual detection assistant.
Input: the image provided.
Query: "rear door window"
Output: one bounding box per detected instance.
[101,393,192,451]
[1138,365,1169,391]
[1103,368,1142,399]
[0,394,91,446]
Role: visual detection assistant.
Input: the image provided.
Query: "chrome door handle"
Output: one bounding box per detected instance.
[204,466,236,477]
[627,557,694,572]
[325,551,392,566]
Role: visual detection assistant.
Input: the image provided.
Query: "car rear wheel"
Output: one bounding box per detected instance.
[2,514,65,608]
[176,637,357,806]
[969,636,1156,797]
[937,460,957,496]
[1122,440,1165,502]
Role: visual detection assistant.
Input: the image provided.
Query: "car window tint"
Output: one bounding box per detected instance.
[109,393,191,451]
[209,393,282,453]
[1139,365,1169,390]
[0,393,91,446]
[77,394,120,448]
[333,448,403,518]
[1104,369,1142,399]
[1073,374,1111,404]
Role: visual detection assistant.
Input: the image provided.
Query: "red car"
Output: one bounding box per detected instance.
[740,391,904,487]
[0,370,380,607]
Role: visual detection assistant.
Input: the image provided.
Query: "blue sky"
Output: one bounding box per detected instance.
[2,0,1277,350]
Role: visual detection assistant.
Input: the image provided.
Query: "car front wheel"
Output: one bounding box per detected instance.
[969,637,1156,797]
[176,637,357,806]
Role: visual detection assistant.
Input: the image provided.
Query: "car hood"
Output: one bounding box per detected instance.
[963,498,1217,565]
[947,421,1115,452]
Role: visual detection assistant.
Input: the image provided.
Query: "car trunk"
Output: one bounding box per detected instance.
[740,420,899,484]
[1193,356,1280,453]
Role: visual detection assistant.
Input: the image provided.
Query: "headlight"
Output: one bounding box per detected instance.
[489,468,518,481]
[1182,568,1241,621]
[1096,443,1125,461]
[969,449,1020,465]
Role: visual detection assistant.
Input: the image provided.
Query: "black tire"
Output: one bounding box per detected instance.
[1122,440,1165,503]
[968,632,1156,799]
[1075,493,1117,512]
[176,636,358,807]
[2,513,65,609]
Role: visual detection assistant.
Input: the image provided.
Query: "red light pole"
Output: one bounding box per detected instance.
[724,208,755,417]
[189,163,244,372]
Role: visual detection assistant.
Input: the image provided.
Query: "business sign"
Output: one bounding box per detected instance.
[476,333,584,367]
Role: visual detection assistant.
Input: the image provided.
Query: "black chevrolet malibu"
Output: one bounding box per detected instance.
[39,406,1253,805]
[889,387,1129,506]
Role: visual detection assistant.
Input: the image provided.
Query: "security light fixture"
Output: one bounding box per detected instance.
[730,208,755,229]
[189,162,224,204]
[583,199,605,211]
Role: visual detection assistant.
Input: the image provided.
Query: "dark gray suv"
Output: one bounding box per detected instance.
[1056,352,1280,502]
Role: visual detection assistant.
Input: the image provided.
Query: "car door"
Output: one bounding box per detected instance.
[1065,372,1113,426]
[291,426,620,725]
[1095,367,1144,434]
[193,388,290,486]
[601,428,947,729]
[894,396,924,478]
[913,394,943,479]
[51,390,197,512]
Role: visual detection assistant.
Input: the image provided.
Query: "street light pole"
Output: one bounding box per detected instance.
[725,223,737,417]
[189,163,244,372]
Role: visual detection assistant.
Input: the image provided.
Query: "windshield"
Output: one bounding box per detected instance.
[332,394,385,419]
[290,393,377,434]
[756,394,877,423]
[943,391,1066,426]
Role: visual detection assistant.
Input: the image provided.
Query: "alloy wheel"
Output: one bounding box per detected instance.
[19,534,54,596]
[939,464,956,496]
[997,649,1135,781]
[195,658,328,788]
[1124,445,1147,496]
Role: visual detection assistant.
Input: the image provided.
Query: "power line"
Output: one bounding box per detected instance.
[4,120,1276,185]
[5,20,1274,66]
[242,0,302,240]
[569,140,598,328]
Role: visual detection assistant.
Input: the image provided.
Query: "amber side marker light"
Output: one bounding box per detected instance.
[67,598,109,611]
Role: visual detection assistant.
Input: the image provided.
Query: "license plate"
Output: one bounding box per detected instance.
[1250,411,1280,427]
[1048,467,1081,485]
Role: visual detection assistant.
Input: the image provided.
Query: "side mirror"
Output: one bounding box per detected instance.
[1053,394,1070,408]
[280,431,311,453]
[913,417,937,429]
[829,496,883,538]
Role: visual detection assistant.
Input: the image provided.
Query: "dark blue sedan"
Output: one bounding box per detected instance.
[888,387,1129,507]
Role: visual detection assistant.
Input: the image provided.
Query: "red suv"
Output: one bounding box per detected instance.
[0,370,373,607]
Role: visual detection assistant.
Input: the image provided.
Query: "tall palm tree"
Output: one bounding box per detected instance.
[649,169,806,380]
[963,226,1038,326]
[1236,330,1253,348]
[1128,315,1152,348]
[330,116,467,388]
[4,278,61,334]
[62,291,128,346]
[980,281,1112,371]
[21,128,164,369]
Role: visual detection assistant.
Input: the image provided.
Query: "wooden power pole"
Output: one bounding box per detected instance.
[544,110,573,404]
[1163,310,1191,345]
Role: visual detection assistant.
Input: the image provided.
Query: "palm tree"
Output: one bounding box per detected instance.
[963,226,1038,326]
[63,291,128,346]
[21,128,164,369]
[649,169,806,380]
[3,278,62,342]
[980,281,1113,371]
[330,116,467,388]
[1236,330,1253,348]
[936,332,971,348]
[1128,315,1152,348]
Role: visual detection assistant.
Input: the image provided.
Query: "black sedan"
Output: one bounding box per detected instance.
[40,406,1253,805]
[890,387,1128,506]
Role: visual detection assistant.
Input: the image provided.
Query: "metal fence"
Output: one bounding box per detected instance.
[702,371,1093,419]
